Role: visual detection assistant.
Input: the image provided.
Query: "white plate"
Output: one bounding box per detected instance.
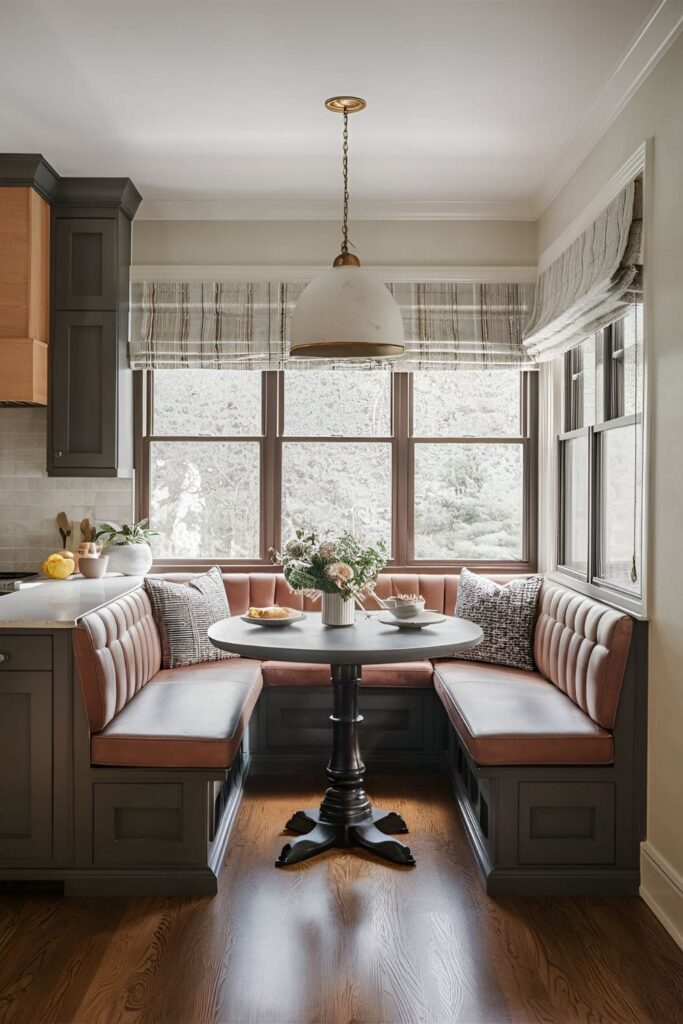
[240,608,306,627]
[378,611,446,629]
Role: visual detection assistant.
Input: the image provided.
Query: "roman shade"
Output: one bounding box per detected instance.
[129,280,534,370]
[523,178,642,362]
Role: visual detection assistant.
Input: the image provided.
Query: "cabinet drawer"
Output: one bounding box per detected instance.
[518,782,616,865]
[93,782,207,867]
[0,635,52,671]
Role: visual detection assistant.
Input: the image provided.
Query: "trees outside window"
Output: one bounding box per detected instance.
[140,368,537,570]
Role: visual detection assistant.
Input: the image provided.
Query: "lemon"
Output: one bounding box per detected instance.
[43,554,75,579]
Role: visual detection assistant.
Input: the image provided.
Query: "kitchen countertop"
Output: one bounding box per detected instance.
[0,576,144,629]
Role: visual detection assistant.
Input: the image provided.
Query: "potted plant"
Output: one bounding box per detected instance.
[93,520,159,576]
[272,529,387,626]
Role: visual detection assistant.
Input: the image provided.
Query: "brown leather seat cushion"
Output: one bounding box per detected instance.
[261,660,434,687]
[91,659,263,769]
[433,660,614,765]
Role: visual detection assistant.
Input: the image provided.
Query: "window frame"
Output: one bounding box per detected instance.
[555,308,644,604]
[137,368,538,573]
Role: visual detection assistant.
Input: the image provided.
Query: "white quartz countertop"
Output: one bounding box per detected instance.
[0,577,144,629]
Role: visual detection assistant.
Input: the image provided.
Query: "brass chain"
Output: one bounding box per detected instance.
[341,107,349,254]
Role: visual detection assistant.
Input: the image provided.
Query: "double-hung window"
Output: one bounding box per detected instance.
[557,304,644,598]
[139,368,537,570]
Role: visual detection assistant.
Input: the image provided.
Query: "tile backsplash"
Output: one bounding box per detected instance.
[0,408,135,572]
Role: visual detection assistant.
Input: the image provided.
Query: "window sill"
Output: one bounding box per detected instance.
[546,569,648,619]
[148,559,537,576]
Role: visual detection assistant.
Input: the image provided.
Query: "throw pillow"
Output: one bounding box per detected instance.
[144,566,237,669]
[452,568,543,671]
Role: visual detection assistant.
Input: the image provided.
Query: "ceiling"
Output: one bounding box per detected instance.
[0,0,679,219]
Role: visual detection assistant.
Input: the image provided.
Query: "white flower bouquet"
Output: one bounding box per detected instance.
[271,529,388,602]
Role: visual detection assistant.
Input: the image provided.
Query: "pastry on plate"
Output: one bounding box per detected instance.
[247,605,289,619]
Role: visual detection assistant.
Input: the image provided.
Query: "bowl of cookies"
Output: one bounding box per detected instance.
[241,606,306,627]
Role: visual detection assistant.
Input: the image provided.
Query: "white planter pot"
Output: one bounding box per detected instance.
[104,542,153,576]
[321,591,356,627]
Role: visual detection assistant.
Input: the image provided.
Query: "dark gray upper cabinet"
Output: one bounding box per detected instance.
[54,218,117,310]
[52,311,118,470]
[47,178,141,477]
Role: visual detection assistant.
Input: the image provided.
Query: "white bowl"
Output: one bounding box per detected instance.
[388,598,425,619]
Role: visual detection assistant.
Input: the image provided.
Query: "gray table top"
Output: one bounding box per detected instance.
[208,611,482,665]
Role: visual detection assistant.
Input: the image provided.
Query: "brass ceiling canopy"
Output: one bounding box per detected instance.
[324,96,367,114]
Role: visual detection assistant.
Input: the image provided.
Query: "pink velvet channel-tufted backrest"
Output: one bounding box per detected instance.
[73,589,161,732]
[151,571,526,617]
[73,572,633,736]
[534,581,632,729]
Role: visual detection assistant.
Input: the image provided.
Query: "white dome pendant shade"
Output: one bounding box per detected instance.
[289,97,405,360]
[290,261,405,359]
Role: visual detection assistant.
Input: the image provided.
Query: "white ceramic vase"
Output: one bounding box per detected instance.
[321,591,356,627]
[104,542,153,576]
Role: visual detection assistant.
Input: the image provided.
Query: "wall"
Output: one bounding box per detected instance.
[132,218,537,268]
[0,408,134,573]
[537,31,683,946]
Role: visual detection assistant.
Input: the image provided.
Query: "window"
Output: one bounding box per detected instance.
[557,305,644,598]
[140,369,537,569]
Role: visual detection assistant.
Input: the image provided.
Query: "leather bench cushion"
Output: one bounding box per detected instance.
[91,659,263,769]
[262,660,434,687]
[433,660,614,766]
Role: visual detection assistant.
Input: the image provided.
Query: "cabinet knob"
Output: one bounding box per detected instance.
[0,653,7,664]
[55,451,63,458]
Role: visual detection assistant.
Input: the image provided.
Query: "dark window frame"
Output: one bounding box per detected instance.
[556,308,643,599]
[137,369,538,574]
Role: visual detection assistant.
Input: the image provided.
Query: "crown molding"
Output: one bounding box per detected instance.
[135,197,535,222]
[533,0,683,218]
[55,177,142,220]
[130,263,537,284]
[0,153,60,202]
[537,141,648,272]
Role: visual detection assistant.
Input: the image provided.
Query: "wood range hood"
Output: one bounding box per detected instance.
[0,158,53,405]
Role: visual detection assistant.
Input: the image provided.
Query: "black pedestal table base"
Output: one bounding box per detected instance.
[275,663,416,868]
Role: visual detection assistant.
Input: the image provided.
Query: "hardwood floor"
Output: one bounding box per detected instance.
[0,774,681,1024]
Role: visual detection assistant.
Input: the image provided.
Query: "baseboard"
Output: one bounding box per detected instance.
[487,868,640,897]
[63,868,218,897]
[640,841,683,950]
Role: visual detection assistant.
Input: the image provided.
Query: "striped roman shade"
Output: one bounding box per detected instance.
[523,178,642,362]
[129,280,535,371]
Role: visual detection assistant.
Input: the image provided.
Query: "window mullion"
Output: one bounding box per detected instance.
[392,372,410,565]
[262,370,280,559]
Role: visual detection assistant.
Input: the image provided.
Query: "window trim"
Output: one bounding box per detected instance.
[555,309,645,609]
[137,368,538,574]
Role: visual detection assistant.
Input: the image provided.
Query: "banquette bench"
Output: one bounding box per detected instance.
[70,572,646,896]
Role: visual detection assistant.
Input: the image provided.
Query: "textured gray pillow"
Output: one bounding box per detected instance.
[452,568,543,671]
[144,566,237,669]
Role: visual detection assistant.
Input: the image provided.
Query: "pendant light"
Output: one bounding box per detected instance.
[289,96,405,359]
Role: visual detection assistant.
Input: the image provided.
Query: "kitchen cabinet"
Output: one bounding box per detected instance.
[48,184,141,477]
[52,311,118,470]
[0,636,54,864]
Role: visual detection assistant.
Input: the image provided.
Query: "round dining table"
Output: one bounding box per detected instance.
[208,611,482,868]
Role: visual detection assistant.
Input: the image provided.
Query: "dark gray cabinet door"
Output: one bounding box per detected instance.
[51,311,118,470]
[54,218,117,310]
[0,671,53,862]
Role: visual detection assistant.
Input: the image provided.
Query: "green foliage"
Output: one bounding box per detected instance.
[271,528,388,601]
[94,519,160,547]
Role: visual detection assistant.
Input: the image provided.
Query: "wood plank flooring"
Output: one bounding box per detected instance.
[0,774,681,1024]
